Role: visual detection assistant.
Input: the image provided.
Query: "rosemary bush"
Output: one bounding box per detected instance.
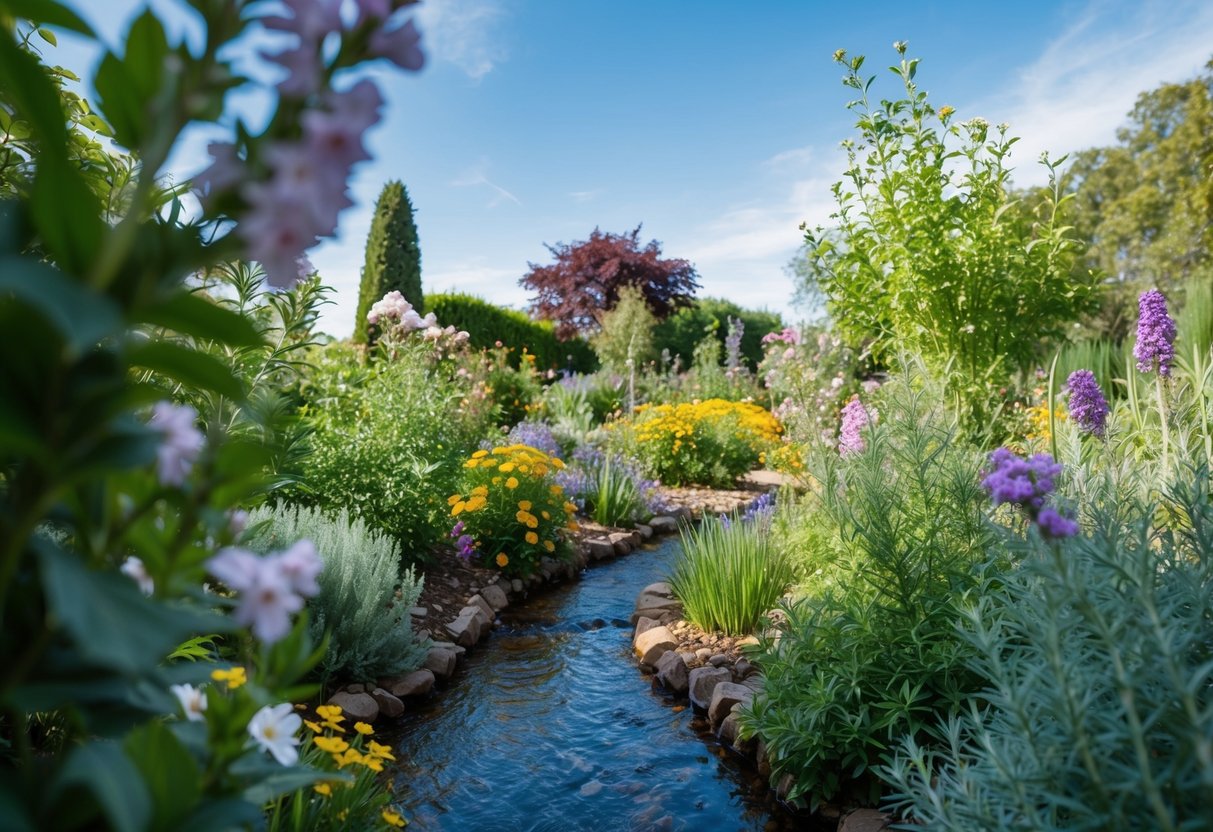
[882,470,1213,830]
[247,505,427,683]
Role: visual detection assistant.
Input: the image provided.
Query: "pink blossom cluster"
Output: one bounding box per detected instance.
[194,0,425,290]
[149,401,205,486]
[761,327,801,346]
[207,541,324,645]
[838,396,870,457]
[368,291,470,347]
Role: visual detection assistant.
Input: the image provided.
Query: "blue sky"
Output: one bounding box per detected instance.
[55,0,1213,336]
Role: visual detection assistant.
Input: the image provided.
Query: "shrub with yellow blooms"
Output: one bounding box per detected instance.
[447,444,576,576]
[624,399,783,487]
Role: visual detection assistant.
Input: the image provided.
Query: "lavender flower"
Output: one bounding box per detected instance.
[981,448,1078,539]
[149,401,205,487]
[725,317,745,372]
[739,492,776,528]
[455,534,476,562]
[1134,289,1177,377]
[1065,370,1110,438]
[838,396,869,457]
[501,421,563,458]
[369,18,425,71]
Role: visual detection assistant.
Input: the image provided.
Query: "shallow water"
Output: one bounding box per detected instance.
[384,537,807,832]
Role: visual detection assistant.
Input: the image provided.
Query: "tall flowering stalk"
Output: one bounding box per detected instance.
[1135,289,1177,471]
[1065,370,1110,439]
[981,448,1078,539]
[838,396,870,457]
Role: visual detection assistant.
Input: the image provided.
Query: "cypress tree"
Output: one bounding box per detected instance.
[353,180,423,343]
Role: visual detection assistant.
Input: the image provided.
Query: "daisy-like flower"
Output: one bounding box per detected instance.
[169,684,207,722]
[120,556,154,596]
[211,666,248,689]
[354,721,374,736]
[248,703,302,766]
[149,401,205,486]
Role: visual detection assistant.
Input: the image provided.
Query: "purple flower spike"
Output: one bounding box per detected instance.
[982,448,1078,540]
[1066,370,1110,438]
[1134,290,1177,377]
[838,396,869,457]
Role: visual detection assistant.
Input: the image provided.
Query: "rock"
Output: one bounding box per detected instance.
[633,625,678,667]
[756,738,770,778]
[586,538,615,560]
[707,681,753,727]
[708,654,729,668]
[839,809,892,832]
[734,657,757,679]
[423,647,457,679]
[467,594,496,623]
[648,516,678,534]
[608,531,634,555]
[735,635,760,650]
[655,650,689,694]
[326,691,378,722]
[635,523,653,540]
[638,581,675,600]
[633,616,660,639]
[480,583,509,612]
[345,683,365,694]
[695,648,713,662]
[370,688,405,718]
[511,578,524,594]
[444,607,486,648]
[386,669,435,698]
[775,773,796,802]
[409,607,427,618]
[740,674,764,695]
[688,666,731,712]
[717,709,755,754]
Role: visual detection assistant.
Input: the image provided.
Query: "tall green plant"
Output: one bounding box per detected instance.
[801,45,1099,424]
[353,180,422,343]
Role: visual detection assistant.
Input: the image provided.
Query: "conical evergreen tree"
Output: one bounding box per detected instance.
[353,180,423,343]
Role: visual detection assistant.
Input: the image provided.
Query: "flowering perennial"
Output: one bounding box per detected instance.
[148,401,205,486]
[1133,289,1177,376]
[248,702,302,766]
[207,540,324,644]
[838,396,870,457]
[982,448,1078,539]
[1065,370,1110,438]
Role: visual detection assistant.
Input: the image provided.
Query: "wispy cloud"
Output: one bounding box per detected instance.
[763,145,815,172]
[414,0,507,81]
[426,259,529,305]
[976,0,1213,185]
[452,158,522,207]
[569,189,603,203]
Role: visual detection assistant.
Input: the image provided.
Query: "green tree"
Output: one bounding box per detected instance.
[653,297,782,370]
[592,284,658,372]
[354,179,422,343]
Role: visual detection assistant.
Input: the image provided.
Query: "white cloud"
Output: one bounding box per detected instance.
[452,158,522,207]
[414,0,507,81]
[978,0,1213,186]
[426,260,530,306]
[763,145,815,172]
[569,189,603,203]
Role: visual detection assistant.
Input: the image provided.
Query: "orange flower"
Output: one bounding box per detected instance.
[496,553,509,568]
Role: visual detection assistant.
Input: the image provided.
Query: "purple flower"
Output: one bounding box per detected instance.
[725,317,745,372]
[194,142,245,206]
[1134,289,1177,377]
[501,421,562,458]
[262,0,342,44]
[739,492,776,529]
[370,18,425,71]
[455,534,476,562]
[1065,370,1109,438]
[449,520,465,538]
[149,401,205,486]
[838,396,869,457]
[273,539,323,597]
[981,448,1077,540]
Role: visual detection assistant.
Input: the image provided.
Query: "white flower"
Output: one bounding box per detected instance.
[120,556,154,596]
[272,539,323,598]
[149,401,205,486]
[247,703,302,766]
[207,543,321,645]
[170,684,207,722]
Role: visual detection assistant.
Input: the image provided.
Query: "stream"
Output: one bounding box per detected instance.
[384,536,804,831]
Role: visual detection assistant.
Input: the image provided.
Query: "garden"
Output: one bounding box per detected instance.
[1,2,1212,831]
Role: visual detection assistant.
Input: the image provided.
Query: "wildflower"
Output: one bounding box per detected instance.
[525,532,539,545]
[455,534,476,562]
[518,500,532,511]
[368,740,397,761]
[169,684,207,722]
[304,719,322,733]
[938,105,955,119]
[362,755,385,772]
[211,666,247,689]
[543,540,555,553]
[314,782,332,797]
[1133,289,1177,376]
[1065,370,1110,438]
[981,448,1078,539]
[149,401,205,486]
[194,142,245,206]
[120,556,154,596]
[207,548,303,645]
[838,396,869,457]
[505,477,519,489]
[496,553,509,568]
[247,703,302,766]
[449,520,465,538]
[354,722,374,736]
[313,735,349,754]
[228,509,250,537]
[369,17,425,71]
[383,809,407,828]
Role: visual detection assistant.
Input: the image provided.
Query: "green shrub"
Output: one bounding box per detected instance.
[247,504,427,683]
[591,285,658,373]
[882,471,1213,830]
[289,341,474,554]
[653,296,783,370]
[427,292,597,372]
[670,513,793,635]
[585,455,646,527]
[354,180,423,344]
[739,369,996,807]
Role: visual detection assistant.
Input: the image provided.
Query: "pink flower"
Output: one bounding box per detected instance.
[262,142,351,236]
[238,187,320,290]
[273,540,323,597]
[149,401,205,486]
[303,81,382,169]
[370,18,425,71]
[838,396,870,457]
[354,0,394,25]
[266,43,323,98]
[207,543,322,645]
[193,142,245,206]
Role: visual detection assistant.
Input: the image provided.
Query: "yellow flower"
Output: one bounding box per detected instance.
[499,462,516,473]
[451,501,466,516]
[549,485,563,496]
[541,510,551,520]
[334,749,365,768]
[471,485,488,497]
[463,458,479,468]
[518,464,530,474]
[210,666,247,689]
[492,476,502,484]
[313,736,349,754]
[338,809,349,822]
[472,449,489,459]
[314,783,332,797]
[543,540,555,553]
[316,705,344,723]
[506,477,519,489]
[368,740,397,761]
[525,531,539,545]
[496,553,509,568]
[304,720,322,733]
[447,494,463,506]
[362,754,384,772]
[563,501,577,514]
[464,495,487,512]
[354,722,374,736]
[532,463,548,477]
[517,500,532,511]
[551,457,565,470]
[382,809,407,828]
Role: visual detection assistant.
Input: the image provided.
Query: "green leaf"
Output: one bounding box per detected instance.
[124,10,168,96]
[0,257,122,354]
[138,291,266,348]
[29,155,105,275]
[36,27,56,45]
[37,539,234,675]
[124,722,201,832]
[129,340,245,399]
[51,741,151,832]
[0,31,66,150]
[232,757,335,805]
[94,52,142,148]
[176,799,264,832]
[0,0,95,34]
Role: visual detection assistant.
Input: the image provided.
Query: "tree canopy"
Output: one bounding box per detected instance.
[519,225,699,339]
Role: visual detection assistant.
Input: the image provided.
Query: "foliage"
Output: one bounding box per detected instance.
[759,326,865,449]
[455,342,546,429]
[740,370,997,807]
[801,46,1099,424]
[246,505,427,684]
[289,341,474,557]
[426,292,598,372]
[447,444,577,577]
[883,470,1213,830]
[653,297,783,371]
[670,512,793,635]
[353,180,423,344]
[622,398,782,487]
[591,284,658,373]
[520,225,700,338]
[558,446,665,526]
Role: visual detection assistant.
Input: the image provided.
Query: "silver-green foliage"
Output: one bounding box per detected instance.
[247,504,428,682]
[882,470,1213,831]
[670,513,794,636]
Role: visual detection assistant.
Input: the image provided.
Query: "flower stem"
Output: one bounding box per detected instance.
[1156,374,1170,476]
